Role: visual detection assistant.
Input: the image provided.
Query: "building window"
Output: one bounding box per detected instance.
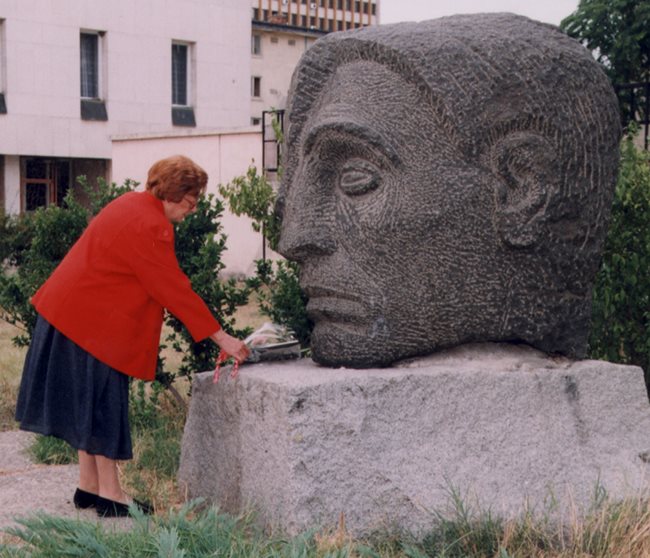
[251,117,261,126]
[172,42,191,106]
[171,41,195,126]
[0,19,6,114]
[251,76,261,98]
[252,34,261,55]
[270,36,279,44]
[80,32,100,99]
[172,44,187,106]
[80,31,107,121]
[21,158,71,211]
[288,39,296,46]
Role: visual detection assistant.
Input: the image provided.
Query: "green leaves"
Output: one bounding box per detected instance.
[250,259,312,350]
[0,177,130,345]
[218,164,281,251]
[588,127,650,387]
[561,0,650,84]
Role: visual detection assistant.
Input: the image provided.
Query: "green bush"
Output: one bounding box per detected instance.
[250,258,312,349]
[218,162,313,349]
[0,186,100,346]
[588,129,650,387]
[218,163,281,253]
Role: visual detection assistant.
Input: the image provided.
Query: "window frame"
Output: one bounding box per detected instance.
[80,30,104,100]
[252,33,262,56]
[251,76,261,99]
[20,158,72,212]
[0,19,6,114]
[172,40,194,108]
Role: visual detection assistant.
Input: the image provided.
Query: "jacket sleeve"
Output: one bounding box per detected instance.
[120,219,221,342]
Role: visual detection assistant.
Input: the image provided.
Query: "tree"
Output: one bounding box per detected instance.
[588,126,650,392]
[560,0,650,85]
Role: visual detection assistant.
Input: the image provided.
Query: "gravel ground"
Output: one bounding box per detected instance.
[0,430,132,534]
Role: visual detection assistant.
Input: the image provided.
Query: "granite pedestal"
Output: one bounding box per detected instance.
[178,343,650,535]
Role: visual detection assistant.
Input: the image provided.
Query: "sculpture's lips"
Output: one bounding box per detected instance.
[304,286,367,322]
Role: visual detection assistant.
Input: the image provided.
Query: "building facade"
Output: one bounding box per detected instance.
[250,0,379,125]
[0,0,251,214]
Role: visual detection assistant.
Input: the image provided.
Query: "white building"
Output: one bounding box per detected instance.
[0,0,251,215]
[250,0,380,125]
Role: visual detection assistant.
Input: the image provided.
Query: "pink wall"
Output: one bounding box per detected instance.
[111,129,279,277]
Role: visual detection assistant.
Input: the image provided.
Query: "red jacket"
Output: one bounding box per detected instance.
[32,191,221,380]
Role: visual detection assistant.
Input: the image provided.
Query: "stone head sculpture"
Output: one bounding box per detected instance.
[276,13,622,368]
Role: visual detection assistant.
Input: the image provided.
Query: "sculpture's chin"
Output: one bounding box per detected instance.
[309,322,397,369]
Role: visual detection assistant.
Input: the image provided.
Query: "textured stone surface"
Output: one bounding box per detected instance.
[179,345,650,536]
[276,14,622,368]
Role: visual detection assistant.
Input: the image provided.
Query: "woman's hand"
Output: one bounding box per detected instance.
[210,329,250,364]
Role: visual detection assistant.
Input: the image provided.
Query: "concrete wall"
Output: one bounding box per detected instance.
[250,28,317,123]
[0,0,251,160]
[112,129,279,278]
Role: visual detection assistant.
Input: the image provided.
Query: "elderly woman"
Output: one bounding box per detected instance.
[15,155,250,517]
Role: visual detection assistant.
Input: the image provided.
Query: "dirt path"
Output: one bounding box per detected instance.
[0,430,131,534]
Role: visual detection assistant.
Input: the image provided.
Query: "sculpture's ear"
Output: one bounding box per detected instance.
[489,132,559,248]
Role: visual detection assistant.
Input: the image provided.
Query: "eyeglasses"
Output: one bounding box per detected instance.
[182,195,198,211]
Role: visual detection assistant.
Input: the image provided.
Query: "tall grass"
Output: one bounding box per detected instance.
[4,490,650,557]
[0,320,26,431]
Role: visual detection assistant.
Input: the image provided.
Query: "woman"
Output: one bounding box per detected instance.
[15,155,250,518]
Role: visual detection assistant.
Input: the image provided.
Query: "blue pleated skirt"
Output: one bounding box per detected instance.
[15,314,133,460]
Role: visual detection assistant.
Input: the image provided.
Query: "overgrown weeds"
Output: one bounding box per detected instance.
[4,482,650,557]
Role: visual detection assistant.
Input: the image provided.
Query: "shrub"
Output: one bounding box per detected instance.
[588,128,650,388]
[218,163,281,253]
[219,162,313,349]
[250,258,312,349]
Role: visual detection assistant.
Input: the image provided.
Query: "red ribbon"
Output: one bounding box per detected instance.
[213,350,240,383]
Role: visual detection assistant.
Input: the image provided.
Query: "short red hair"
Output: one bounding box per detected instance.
[145,155,208,202]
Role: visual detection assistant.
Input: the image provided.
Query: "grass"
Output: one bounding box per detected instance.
[0,320,26,432]
[4,487,650,557]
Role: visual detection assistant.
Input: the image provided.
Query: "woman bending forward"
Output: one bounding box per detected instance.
[15,155,250,518]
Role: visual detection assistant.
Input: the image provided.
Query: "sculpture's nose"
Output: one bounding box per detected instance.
[277,193,336,262]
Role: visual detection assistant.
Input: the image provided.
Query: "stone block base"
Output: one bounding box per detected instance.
[178,343,650,535]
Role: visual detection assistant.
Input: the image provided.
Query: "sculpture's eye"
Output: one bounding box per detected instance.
[338,159,381,196]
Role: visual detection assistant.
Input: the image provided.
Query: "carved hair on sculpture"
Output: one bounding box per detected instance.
[277,13,622,368]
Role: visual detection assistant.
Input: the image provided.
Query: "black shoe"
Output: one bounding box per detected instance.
[73,488,99,509]
[96,496,154,517]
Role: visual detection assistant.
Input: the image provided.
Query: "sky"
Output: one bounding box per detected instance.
[379,0,580,27]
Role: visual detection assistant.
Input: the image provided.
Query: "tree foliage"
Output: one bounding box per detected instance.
[249,258,312,349]
[561,0,650,84]
[218,164,281,251]
[0,177,132,346]
[588,127,650,386]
